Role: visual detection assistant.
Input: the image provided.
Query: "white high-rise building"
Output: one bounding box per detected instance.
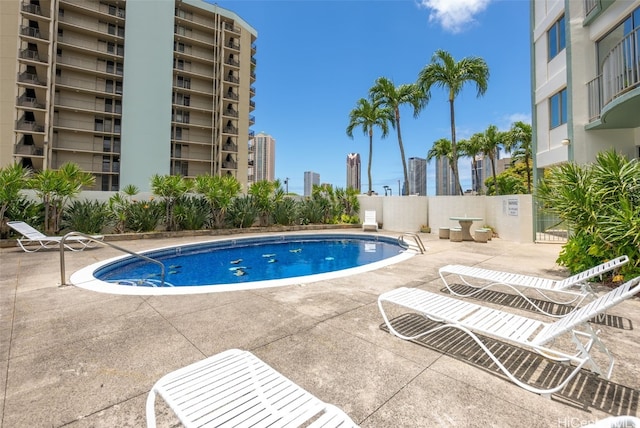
[408,157,427,196]
[303,170,319,197]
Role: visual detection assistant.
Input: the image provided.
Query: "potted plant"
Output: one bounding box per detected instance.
[420,224,431,233]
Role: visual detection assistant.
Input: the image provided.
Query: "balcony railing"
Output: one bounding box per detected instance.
[224,109,238,118]
[224,92,238,101]
[249,115,255,125]
[225,58,240,67]
[584,0,598,17]
[20,26,46,40]
[587,27,640,121]
[16,118,45,132]
[222,143,237,152]
[14,144,43,156]
[19,49,47,63]
[224,75,239,84]
[224,22,240,34]
[22,2,48,17]
[18,71,45,86]
[16,94,45,108]
[223,125,238,134]
[225,41,240,50]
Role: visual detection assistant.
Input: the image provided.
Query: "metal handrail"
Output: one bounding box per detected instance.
[398,233,426,254]
[59,232,165,287]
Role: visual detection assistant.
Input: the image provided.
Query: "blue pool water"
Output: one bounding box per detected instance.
[90,234,407,290]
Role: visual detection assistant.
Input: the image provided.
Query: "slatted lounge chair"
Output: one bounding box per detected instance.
[378,276,640,397]
[7,220,103,252]
[362,210,378,231]
[438,256,629,317]
[146,349,358,428]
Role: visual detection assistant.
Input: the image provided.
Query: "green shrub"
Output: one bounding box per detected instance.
[227,195,258,228]
[272,197,298,226]
[174,196,210,230]
[63,199,111,234]
[125,201,163,232]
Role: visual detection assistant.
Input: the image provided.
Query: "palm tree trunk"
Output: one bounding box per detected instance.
[472,159,480,194]
[490,155,498,195]
[367,128,373,195]
[525,154,532,194]
[395,109,409,195]
[449,98,463,195]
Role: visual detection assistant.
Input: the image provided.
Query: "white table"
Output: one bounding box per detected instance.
[450,217,483,241]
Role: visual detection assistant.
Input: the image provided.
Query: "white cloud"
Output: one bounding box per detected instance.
[418,0,492,34]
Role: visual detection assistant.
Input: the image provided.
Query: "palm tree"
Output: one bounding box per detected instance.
[369,77,427,195]
[426,138,455,195]
[150,174,193,231]
[503,121,533,193]
[417,49,490,195]
[480,125,503,195]
[458,133,484,194]
[194,174,241,228]
[346,96,391,195]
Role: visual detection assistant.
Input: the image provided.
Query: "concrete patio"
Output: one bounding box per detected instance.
[1,230,638,427]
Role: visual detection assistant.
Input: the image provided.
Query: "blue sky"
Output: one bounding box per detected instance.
[214,0,532,195]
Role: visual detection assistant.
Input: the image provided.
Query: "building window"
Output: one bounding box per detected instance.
[548,15,566,60]
[550,88,567,128]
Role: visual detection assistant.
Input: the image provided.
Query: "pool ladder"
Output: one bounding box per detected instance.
[398,233,426,254]
[59,231,166,287]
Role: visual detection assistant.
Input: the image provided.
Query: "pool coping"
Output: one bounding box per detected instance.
[69,233,417,295]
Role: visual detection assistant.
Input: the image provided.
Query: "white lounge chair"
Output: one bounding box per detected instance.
[146,349,358,428]
[362,210,378,231]
[378,276,640,397]
[7,220,103,252]
[438,256,629,317]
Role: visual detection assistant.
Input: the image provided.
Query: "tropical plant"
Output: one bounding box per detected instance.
[418,49,490,195]
[125,200,163,232]
[193,174,242,228]
[298,197,325,225]
[150,174,193,231]
[458,133,484,194]
[63,199,111,234]
[503,121,533,193]
[484,163,528,196]
[0,163,32,233]
[29,162,95,233]
[480,124,503,194]
[174,195,210,230]
[536,150,640,277]
[248,180,280,226]
[346,96,391,195]
[369,77,427,195]
[227,195,259,228]
[272,197,298,226]
[108,184,139,233]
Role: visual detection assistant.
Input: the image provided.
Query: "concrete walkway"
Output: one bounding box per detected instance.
[1,230,639,427]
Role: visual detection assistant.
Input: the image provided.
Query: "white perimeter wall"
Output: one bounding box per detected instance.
[358,195,534,243]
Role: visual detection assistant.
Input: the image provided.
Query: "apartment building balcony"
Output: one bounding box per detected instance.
[14,141,44,156]
[223,22,240,34]
[21,2,50,18]
[224,75,239,84]
[224,58,240,67]
[223,91,239,101]
[223,125,238,135]
[20,25,47,40]
[224,40,240,51]
[250,86,256,96]
[175,11,215,31]
[58,15,124,40]
[174,49,215,65]
[18,49,48,63]
[56,76,122,95]
[222,143,238,152]
[249,130,255,138]
[58,36,124,58]
[59,0,125,23]
[586,27,640,129]
[15,118,45,133]
[16,94,45,109]
[249,115,255,125]
[223,108,238,118]
[17,71,46,86]
[222,161,237,169]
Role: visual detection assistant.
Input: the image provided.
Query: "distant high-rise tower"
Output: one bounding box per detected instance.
[408,157,427,196]
[434,156,456,195]
[346,153,361,192]
[304,171,319,196]
[249,132,275,184]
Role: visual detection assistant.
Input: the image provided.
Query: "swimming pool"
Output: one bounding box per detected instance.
[70,233,416,295]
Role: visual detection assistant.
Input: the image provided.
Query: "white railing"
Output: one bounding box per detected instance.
[587,28,639,121]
